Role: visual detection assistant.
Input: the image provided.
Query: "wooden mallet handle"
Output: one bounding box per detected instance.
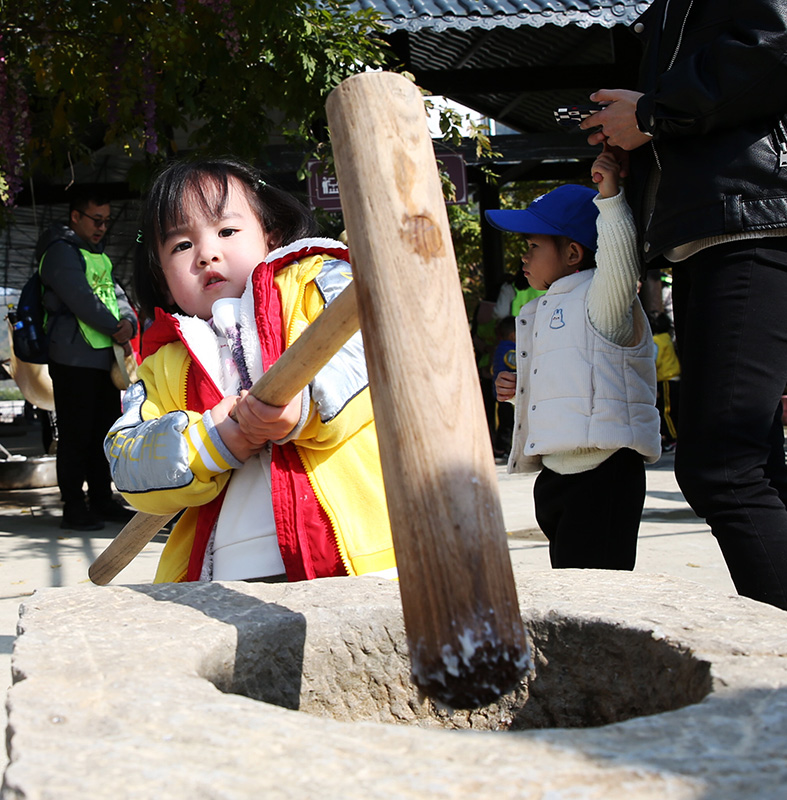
[327,72,530,708]
[88,282,360,586]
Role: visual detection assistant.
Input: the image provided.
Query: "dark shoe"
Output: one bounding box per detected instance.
[61,504,104,532]
[494,450,510,465]
[90,497,136,524]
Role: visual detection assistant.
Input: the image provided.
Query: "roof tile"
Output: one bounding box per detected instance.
[352,0,651,31]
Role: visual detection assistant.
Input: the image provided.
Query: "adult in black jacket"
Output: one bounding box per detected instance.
[581,0,787,610]
[36,189,138,531]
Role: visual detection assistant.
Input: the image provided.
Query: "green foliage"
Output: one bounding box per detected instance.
[0,385,24,402]
[424,96,500,163]
[1,0,506,312]
[447,202,484,309]
[1,0,391,198]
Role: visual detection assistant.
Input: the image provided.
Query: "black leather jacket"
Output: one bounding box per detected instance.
[627,0,787,263]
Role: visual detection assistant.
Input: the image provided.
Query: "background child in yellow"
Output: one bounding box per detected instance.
[650,310,681,453]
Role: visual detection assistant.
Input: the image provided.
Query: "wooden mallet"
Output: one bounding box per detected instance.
[326,71,530,708]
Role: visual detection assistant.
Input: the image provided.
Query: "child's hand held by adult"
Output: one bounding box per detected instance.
[591,146,622,199]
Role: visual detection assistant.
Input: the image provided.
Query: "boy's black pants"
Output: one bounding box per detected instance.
[533,448,646,570]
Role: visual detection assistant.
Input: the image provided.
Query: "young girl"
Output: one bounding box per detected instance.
[489,148,661,571]
[105,157,396,583]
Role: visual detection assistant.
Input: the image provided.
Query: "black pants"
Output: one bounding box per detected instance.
[49,361,121,509]
[533,448,646,570]
[671,239,787,610]
[494,401,514,456]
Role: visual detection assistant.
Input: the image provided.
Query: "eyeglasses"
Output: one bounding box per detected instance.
[78,211,112,228]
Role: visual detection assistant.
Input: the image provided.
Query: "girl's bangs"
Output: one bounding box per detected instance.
[156,170,230,241]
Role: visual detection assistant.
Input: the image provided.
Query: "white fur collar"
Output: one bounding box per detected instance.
[172,313,226,394]
[169,238,346,396]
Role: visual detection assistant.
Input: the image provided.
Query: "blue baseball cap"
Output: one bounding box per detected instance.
[485,184,599,252]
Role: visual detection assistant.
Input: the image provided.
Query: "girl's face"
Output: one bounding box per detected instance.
[520,234,582,291]
[157,177,272,320]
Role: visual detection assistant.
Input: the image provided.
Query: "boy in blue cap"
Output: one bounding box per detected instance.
[489,148,661,570]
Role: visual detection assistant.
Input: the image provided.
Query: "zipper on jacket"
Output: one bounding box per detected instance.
[182,360,190,409]
[666,0,694,70]
[651,140,662,173]
[649,1,695,188]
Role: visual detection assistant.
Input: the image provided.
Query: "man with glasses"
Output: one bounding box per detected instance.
[35,187,138,531]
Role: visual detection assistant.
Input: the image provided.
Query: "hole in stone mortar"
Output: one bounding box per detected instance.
[201,612,713,731]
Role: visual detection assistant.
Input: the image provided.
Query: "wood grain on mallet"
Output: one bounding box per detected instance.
[327,71,532,708]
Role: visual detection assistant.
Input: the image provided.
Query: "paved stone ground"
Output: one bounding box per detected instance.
[0,421,738,782]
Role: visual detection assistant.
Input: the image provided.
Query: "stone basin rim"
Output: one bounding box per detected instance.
[4,569,787,800]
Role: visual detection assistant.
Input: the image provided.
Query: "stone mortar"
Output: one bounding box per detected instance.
[3,567,786,799]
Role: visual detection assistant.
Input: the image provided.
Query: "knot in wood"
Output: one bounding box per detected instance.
[402,214,444,259]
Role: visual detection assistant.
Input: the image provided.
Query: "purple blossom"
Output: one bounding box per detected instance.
[198,0,241,57]
[0,36,31,206]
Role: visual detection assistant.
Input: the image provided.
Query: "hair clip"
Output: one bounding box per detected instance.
[256,179,266,190]
[136,230,143,243]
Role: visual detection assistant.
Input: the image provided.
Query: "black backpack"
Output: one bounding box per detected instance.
[10,270,49,364]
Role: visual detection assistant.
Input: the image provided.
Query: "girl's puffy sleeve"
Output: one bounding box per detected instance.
[104,342,240,515]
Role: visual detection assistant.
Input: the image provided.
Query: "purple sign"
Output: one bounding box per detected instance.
[307,160,343,212]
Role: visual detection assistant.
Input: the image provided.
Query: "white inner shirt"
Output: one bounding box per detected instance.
[208,297,285,581]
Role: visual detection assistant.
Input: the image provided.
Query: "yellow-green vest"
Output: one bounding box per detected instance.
[511,286,546,316]
[40,247,119,349]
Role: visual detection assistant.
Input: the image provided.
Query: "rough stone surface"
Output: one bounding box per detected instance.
[3,568,786,799]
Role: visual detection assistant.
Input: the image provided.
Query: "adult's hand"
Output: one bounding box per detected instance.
[112,318,134,344]
[581,89,652,151]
